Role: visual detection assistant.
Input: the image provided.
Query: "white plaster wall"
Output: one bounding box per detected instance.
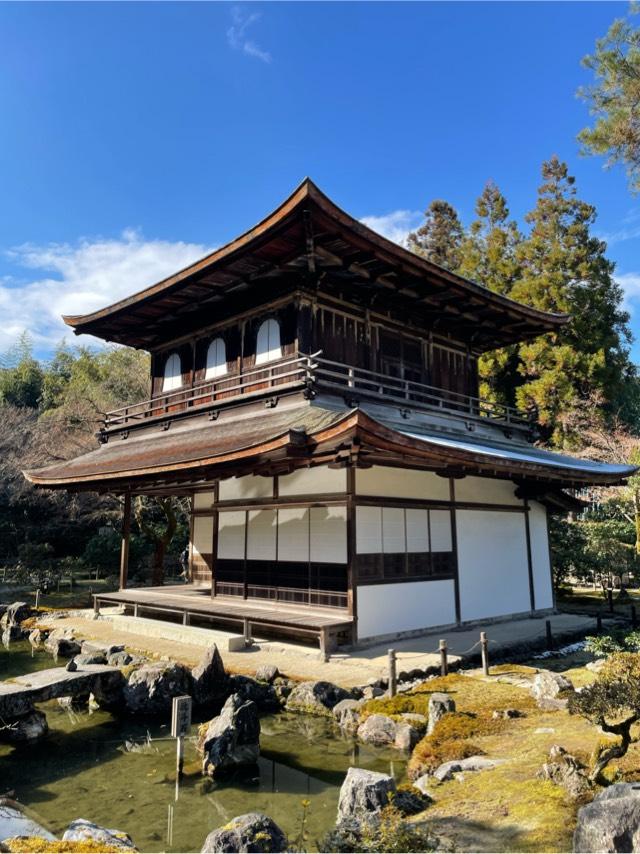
[192,516,214,558]
[356,466,450,500]
[529,501,554,610]
[193,491,215,511]
[454,476,522,506]
[358,579,457,638]
[278,507,310,562]
[278,467,346,496]
[219,475,274,501]
[456,509,530,622]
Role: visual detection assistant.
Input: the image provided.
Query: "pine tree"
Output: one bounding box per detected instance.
[511,156,633,446]
[407,200,463,270]
[457,181,523,407]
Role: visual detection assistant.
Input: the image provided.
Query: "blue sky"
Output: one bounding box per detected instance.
[1,1,640,359]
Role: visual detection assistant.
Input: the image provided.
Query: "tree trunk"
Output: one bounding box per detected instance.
[590,714,638,785]
[134,497,177,587]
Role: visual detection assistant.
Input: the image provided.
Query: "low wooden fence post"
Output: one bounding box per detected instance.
[480,631,489,676]
[596,613,602,635]
[545,619,553,651]
[439,639,448,677]
[632,604,637,629]
[388,649,397,698]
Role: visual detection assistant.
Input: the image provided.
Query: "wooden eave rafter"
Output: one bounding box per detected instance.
[63,178,569,350]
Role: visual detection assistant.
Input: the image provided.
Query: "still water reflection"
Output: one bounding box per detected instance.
[0,643,406,852]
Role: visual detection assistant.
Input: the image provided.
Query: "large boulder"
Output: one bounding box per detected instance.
[81,640,125,658]
[286,681,350,717]
[336,767,396,828]
[123,661,192,715]
[199,694,260,778]
[0,709,48,744]
[62,819,136,850]
[574,784,640,852]
[531,671,574,711]
[191,644,228,708]
[200,813,287,853]
[357,714,397,746]
[44,629,81,659]
[427,692,455,735]
[227,675,280,712]
[0,799,56,843]
[0,602,30,629]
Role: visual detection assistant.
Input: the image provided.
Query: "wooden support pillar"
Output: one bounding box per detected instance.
[120,492,132,591]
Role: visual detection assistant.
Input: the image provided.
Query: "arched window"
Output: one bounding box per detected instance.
[205,337,227,379]
[162,352,182,392]
[255,319,282,365]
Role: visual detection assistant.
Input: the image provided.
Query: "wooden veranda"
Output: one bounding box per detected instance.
[94,584,354,658]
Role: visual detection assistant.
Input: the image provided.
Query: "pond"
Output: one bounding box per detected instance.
[0,642,406,852]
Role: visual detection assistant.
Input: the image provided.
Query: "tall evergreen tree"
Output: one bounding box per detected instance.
[457,181,523,407]
[407,199,463,270]
[511,156,634,446]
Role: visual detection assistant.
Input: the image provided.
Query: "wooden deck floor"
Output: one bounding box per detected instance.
[94,586,353,654]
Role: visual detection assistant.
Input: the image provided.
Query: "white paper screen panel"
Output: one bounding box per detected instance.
[406,509,429,553]
[192,516,214,558]
[219,475,274,501]
[356,506,383,554]
[310,506,347,563]
[429,510,452,552]
[278,467,346,496]
[278,507,310,562]
[382,507,405,553]
[193,491,215,511]
[454,476,522,506]
[247,510,277,561]
[356,466,450,500]
[217,511,246,559]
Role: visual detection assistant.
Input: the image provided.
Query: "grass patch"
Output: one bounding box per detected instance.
[408,711,501,778]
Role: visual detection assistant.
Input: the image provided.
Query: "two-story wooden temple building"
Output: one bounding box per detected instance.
[25,180,635,654]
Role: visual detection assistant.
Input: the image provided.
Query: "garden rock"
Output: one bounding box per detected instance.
[199,694,260,778]
[413,773,433,796]
[81,641,125,658]
[58,695,90,712]
[191,644,228,707]
[538,745,591,800]
[272,677,294,703]
[336,767,396,828]
[574,783,640,852]
[28,628,49,648]
[0,709,48,744]
[73,653,108,666]
[63,819,136,850]
[531,671,574,710]
[108,650,142,667]
[428,692,456,735]
[286,680,350,716]
[394,721,422,751]
[394,787,431,815]
[123,661,192,715]
[434,756,503,782]
[44,629,81,659]
[332,699,362,734]
[493,708,524,719]
[0,603,30,629]
[200,812,287,853]
[1,626,26,645]
[361,685,385,700]
[227,674,280,712]
[357,714,397,746]
[255,664,279,684]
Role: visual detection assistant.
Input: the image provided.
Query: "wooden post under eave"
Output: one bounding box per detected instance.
[120,492,132,590]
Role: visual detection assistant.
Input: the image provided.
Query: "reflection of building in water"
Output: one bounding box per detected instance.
[26,180,636,652]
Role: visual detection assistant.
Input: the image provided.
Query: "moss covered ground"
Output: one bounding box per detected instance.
[388,666,640,853]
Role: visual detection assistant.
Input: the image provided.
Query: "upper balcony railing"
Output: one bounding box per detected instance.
[102,351,533,432]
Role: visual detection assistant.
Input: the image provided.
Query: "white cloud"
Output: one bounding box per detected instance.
[614,272,640,318]
[1,230,212,355]
[359,210,422,247]
[227,7,271,63]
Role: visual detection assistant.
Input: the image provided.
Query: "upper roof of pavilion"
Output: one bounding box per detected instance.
[63,179,569,352]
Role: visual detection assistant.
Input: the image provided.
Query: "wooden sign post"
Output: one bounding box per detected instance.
[171,695,192,782]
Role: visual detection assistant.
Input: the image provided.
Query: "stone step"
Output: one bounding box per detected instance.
[0,665,123,718]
